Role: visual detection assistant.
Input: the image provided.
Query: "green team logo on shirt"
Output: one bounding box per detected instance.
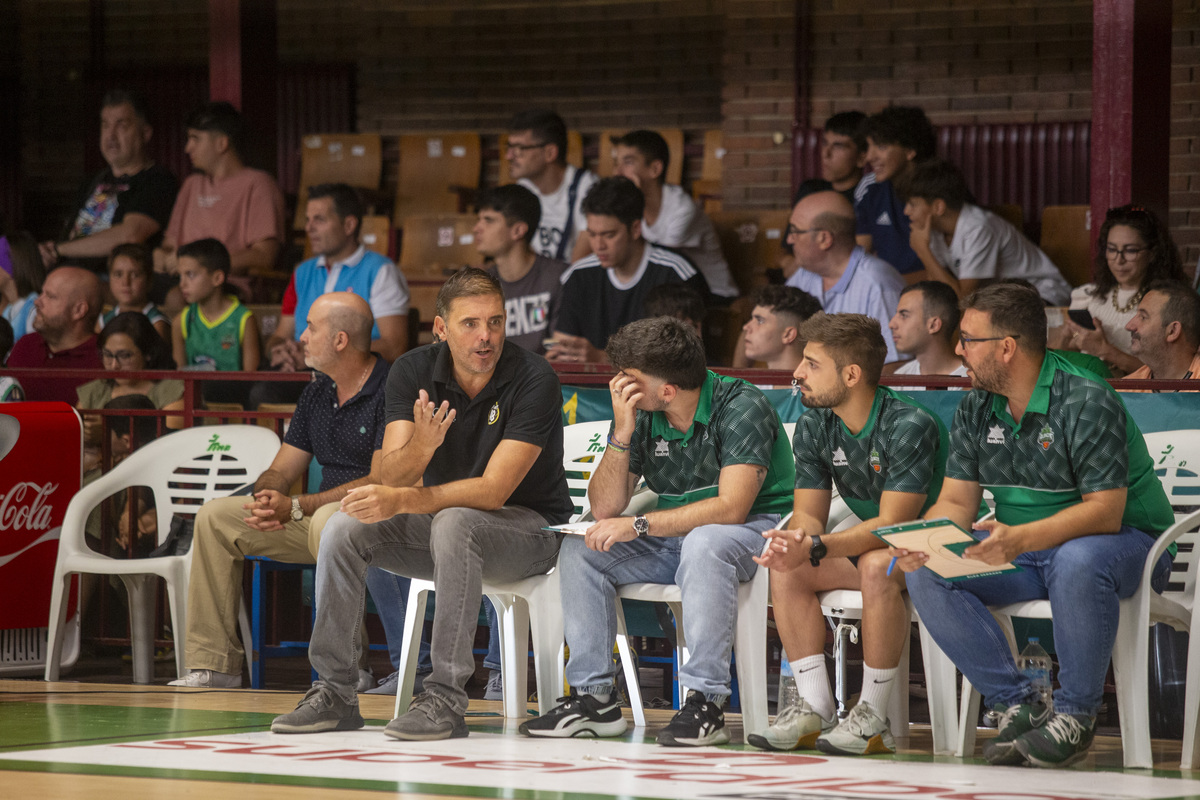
[870,447,881,473]
[487,402,500,425]
[1038,423,1054,451]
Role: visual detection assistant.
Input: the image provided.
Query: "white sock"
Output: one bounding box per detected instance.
[858,665,898,717]
[793,654,835,721]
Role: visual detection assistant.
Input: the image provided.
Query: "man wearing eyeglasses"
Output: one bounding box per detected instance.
[892,282,1174,768]
[507,110,597,264]
[784,191,906,363]
[7,266,103,403]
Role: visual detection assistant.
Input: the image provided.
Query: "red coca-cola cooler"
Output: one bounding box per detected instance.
[0,402,82,675]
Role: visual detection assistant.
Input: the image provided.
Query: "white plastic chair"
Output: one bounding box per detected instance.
[936,430,1200,768]
[615,536,770,737]
[43,425,280,684]
[394,421,611,719]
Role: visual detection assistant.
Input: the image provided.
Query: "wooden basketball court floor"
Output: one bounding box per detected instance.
[4,680,1200,800]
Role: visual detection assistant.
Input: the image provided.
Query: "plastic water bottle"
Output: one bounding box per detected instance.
[1019,637,1053,710]
[777,653,801,712]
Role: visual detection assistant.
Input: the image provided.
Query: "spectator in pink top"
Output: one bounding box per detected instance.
[153,102,285,307]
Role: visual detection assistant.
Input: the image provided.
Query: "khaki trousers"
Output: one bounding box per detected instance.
[184,495,367,674]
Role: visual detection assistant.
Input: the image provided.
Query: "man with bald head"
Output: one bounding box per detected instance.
[8,265,105,402]
[172,292,393,688]
[785,191,906,362]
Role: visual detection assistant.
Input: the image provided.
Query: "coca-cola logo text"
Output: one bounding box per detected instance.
[0,482,59,532]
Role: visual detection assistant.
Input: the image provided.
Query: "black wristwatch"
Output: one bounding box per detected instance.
[808,534,827,567]
[632,515,649,538]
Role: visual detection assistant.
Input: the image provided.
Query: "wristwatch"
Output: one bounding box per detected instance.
[632,515,649,538]
[290,497,304,522]
[808,534,827,567]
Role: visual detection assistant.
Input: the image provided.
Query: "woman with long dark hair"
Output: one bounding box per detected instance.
[1060,204,1185,376]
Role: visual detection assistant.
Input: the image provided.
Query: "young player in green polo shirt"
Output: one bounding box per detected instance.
[171,237,260,373]
[521,316,794,747]
[749,312,950,756]
[895,283,1175,768]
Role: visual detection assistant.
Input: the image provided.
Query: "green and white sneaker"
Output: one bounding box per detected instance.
[981,701,1051,765]
[815,701,895,755]
[746,699,834,751]
[1014,713,1095,768]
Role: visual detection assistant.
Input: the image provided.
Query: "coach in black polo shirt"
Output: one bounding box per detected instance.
[273,267,571,740]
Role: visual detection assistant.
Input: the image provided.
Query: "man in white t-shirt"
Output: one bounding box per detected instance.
[610,130,739,302]
[507,110,598,264]
[888,281,967,386]
[903,159,1070,305]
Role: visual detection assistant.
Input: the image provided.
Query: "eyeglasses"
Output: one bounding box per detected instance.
[1105,245,1147,260]
[101,349,139,365]
[958,333,1019,347]
[786,224,822,239]
[505,141,548,153]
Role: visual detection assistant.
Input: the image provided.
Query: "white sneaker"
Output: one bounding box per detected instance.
[168,669,242,688]
[746,699,834,751]
[816,701,895,755]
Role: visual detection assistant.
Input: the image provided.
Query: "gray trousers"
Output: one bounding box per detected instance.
[310,506,562,711]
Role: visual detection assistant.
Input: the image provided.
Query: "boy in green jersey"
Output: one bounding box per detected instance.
[750,313,949,757]
[171,237,260,373]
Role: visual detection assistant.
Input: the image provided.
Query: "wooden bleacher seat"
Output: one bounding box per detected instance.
[292,133,383,230]
[398,214,484,345]
[693,130,725,212]
[988,203,1024,233]
[247,304,283,340]
[596,129,684,185]
[708,210,792,295]
[496,131,584,186]
[394,133,481,221]
[1040,205,1093,287]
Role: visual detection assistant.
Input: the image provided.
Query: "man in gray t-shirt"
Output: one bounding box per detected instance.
[474,185,566,355]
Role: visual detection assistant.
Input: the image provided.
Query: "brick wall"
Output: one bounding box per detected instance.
[807,0,1094,127]
[719,0,796,210]
[1170,0,1200,268]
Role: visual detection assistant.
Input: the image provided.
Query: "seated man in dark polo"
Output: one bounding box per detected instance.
[896,283,1175,768]
[7,266,103,403]
[272,268,570,740]
[170,293,403,689]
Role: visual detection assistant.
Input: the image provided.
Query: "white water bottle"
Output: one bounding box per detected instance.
[1019,637,1053,710]
[778,653,801,712]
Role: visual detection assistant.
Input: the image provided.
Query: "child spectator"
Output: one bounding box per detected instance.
[0,232,47,338]
[101,243,170,339]
[901,158,1071,304]
[171,237,260,373]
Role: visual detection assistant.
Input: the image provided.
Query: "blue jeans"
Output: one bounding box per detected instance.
[482,598,501,673]
[365,567,432,674]
[906,526,1172,717]
[560,514,777,702]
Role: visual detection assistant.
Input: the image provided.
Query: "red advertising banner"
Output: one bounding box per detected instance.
[0,402,82,629]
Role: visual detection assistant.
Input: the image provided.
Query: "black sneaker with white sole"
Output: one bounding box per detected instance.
[656,691,730,747]
[519,690,628,738]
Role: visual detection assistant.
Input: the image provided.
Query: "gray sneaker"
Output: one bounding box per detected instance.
[484,669,504,701]
[365,669,428,696]
[271,683,365,734]
[385,692,469,741]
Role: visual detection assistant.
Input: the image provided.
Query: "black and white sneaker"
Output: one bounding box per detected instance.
[656,691,730,747]
[519,690,628,738]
